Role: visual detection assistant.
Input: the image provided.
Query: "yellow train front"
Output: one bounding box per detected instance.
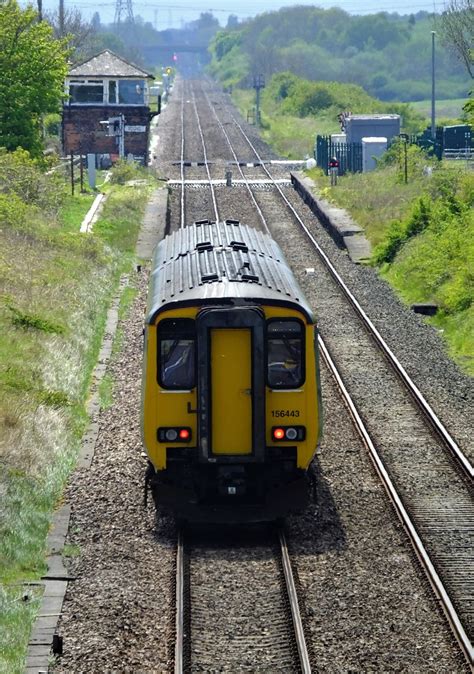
[142,220,322,522]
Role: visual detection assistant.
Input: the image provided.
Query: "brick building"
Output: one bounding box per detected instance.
[62,50,155,164]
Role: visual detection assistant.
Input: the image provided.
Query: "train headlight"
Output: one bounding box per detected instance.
[158,427,192,443]
[271,426,306,442]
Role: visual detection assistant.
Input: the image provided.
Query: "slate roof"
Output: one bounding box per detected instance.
[146,220,315,323]
[68,50,154,79]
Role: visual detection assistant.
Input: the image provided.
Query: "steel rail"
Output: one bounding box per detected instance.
[318,336,474,666]
[174,529,184,674]
[179,79,186,229]
[279,528,312,673]
[190,88,220,222]
[200,86,270,235]
[228,110,473,482]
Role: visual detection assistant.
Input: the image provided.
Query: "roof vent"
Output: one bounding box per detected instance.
[230,240,248,252]
[201,273,219,282]
[225,219,240,225]
[196,241,213,252]
[241,273,259,282]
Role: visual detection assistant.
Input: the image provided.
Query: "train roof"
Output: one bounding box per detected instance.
[146,220,315,323]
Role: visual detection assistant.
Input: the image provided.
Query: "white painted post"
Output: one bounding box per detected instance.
[87,154,96,189]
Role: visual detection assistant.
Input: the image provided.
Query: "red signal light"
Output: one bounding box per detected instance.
[179,428,190,440]
[273,428,285,440]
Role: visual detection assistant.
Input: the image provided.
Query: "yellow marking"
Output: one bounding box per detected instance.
[142,308,198,470]
[211,328,252,455]
[264,306,321,469]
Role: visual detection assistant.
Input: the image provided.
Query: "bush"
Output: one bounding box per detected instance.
[43,114,61,137]
[109,159,148,185]
[0,193,30,229]
[374,197,431,263]
[0,148,66,213]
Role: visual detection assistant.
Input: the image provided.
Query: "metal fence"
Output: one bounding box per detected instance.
[315,136,362,175]
[315,127,473,175]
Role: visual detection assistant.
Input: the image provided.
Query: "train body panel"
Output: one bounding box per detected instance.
[141,220,322,522]
[211,327,253,455]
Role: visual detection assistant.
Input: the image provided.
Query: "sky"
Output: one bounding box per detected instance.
[30,0,445,30]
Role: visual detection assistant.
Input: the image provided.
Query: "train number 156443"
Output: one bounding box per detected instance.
[271,410,300,418]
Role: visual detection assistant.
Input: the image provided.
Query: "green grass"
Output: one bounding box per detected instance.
[58,193,96,232]
[307,164,426,247]
[410,98,466,122]
[0,585,42,673]
[118,284,138,319]
[261,115,334,159]
[0,161,157,672]
[98,373,114,410]
[231,88,254,121]
[62,543,80,558]
[93,183,154,254]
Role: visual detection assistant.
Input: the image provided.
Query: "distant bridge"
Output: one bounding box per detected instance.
[142,44,209,67]
[143,44,208,56]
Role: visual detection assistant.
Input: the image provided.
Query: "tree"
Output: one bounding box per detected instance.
[464,92,474,123]
[440,0,474,78]
[91,12,101,31]
[226,14,239,29]
[0,1,70,157]
[46,6,94,54]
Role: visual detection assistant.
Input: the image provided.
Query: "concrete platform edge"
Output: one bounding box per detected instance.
[290,171,372,263]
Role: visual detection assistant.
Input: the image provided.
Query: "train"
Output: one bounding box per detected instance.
[141,219,322,522]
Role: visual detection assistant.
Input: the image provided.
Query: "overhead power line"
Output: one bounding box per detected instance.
[62,0,442,12]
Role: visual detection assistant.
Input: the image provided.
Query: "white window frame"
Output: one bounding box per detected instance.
[65,77,150,106]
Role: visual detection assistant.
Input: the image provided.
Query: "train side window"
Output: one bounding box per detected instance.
[267,320,304,389]
[158,319,196,390]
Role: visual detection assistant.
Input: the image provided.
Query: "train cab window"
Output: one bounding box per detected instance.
[158,319,196,390]
[267,320,304,389]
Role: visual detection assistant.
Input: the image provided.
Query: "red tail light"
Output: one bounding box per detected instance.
[271,426,306,442]
[157,427,192,443]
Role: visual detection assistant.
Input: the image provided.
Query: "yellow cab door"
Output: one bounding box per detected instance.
[211,328,252,454]
[196,308,265,460]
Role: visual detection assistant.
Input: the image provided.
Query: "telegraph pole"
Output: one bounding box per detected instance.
[253,74,265,127]
[59,0,64,35]
[37,0,42,20]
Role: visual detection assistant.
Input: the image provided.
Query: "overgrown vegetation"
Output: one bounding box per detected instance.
[0,150,156,671]
[308,146,474,373]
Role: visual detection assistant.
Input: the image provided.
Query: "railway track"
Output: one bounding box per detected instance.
[174,525,311,673]
[50,76,472,672]
[169,78,473,666]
